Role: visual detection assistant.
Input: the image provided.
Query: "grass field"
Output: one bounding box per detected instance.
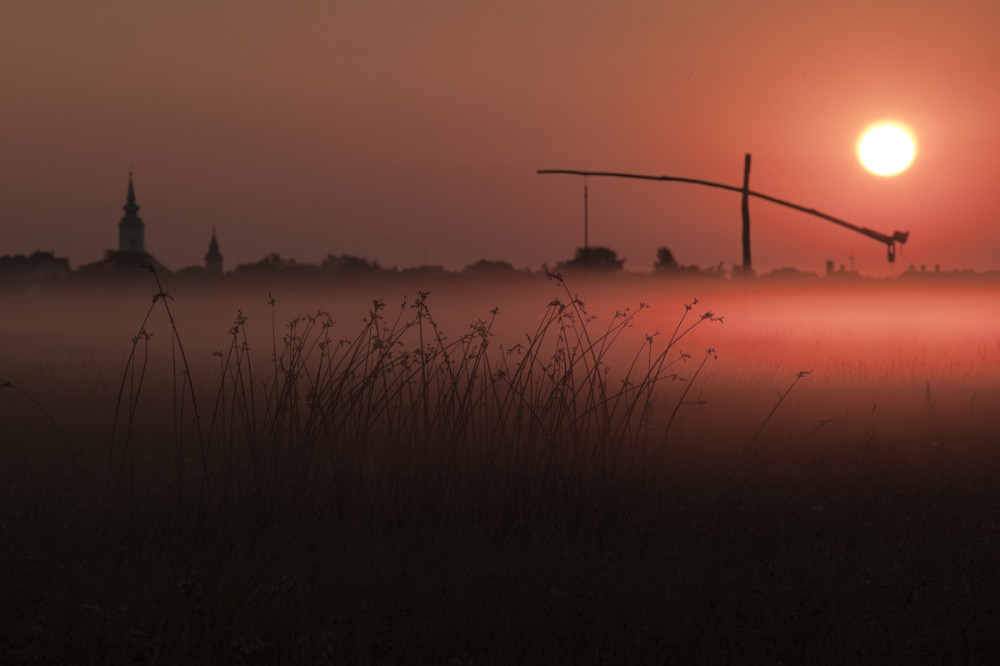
[3,272,1000,663]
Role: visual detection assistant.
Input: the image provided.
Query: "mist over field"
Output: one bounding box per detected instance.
[5,273,999,457]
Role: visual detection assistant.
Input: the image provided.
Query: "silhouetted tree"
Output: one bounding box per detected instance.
[234,253,318,274]
[555,246,624,271]
[463,259,515,274]
[321,254,381,272]
[0,251,71,281]
[654,246,679,272]
[235,253,290,273]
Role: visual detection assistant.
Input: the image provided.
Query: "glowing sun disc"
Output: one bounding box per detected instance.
[858,124,915,176]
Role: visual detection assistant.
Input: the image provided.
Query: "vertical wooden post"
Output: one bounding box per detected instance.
[583,177,589,270]
[741,153,752,273]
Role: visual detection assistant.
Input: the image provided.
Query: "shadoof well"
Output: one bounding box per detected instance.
[539,154,910,272]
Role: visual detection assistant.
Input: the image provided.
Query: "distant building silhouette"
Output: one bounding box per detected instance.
[76,172,166,275]
[118,172,145,254]
[204,228,223,274]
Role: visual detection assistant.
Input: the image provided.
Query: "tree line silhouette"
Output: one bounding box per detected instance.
[0,245,710,282]
[0,246,991,283]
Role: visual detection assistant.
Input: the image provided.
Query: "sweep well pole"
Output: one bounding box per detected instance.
[741,154,752,272]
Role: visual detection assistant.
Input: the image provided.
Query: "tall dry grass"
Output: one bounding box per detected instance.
[103,270,725,522]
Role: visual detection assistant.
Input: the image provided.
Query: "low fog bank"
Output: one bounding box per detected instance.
[5,270,1000,378]
[4,272,1000,460]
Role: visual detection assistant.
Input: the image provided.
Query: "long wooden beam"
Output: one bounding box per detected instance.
[538,166,909,264]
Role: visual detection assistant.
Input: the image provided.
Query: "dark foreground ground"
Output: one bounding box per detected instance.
[4,448,1000,665]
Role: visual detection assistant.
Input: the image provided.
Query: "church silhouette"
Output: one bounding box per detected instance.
[84,173,222,275]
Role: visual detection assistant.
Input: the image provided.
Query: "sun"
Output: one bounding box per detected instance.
[858,123,915,176]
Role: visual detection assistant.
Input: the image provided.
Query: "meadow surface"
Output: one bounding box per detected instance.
[3,272,1000,663]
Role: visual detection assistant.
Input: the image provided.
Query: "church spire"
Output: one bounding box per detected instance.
[205,227,223,275]
[118,171,145,254]
[123,170,140,217]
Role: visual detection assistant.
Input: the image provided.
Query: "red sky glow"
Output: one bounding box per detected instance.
[3,0,1000,275]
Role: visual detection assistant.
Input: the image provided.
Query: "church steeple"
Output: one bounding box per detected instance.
[204,227,223,275]
[125,172,139,212]
[118,171,145,254]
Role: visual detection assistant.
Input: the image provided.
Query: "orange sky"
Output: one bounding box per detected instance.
[3,0,1000,274]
